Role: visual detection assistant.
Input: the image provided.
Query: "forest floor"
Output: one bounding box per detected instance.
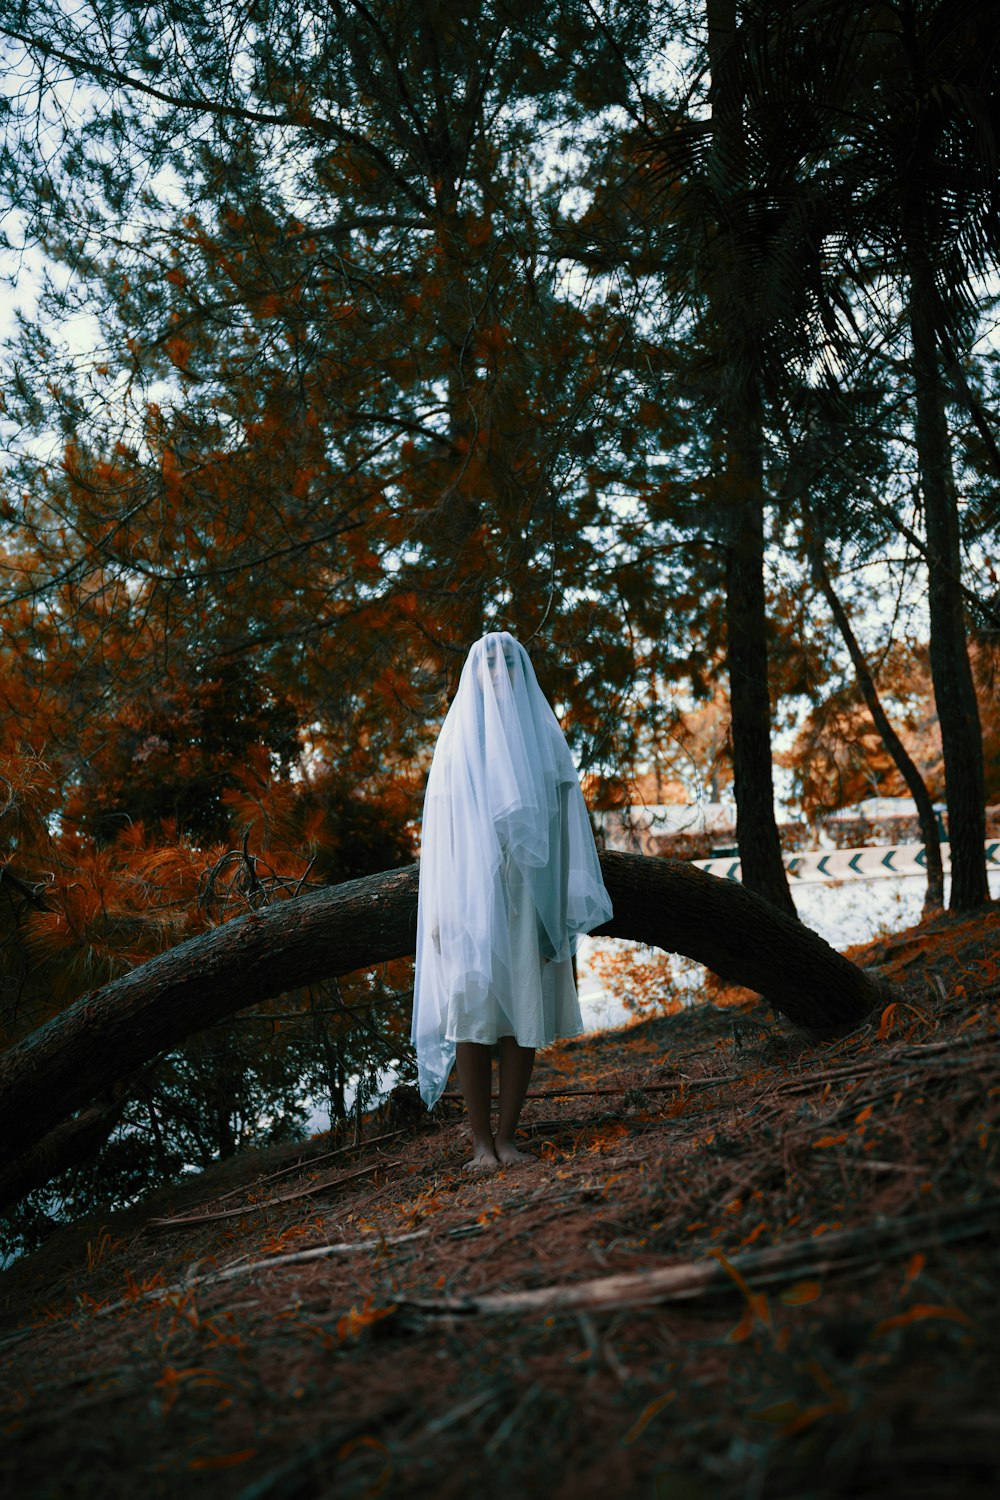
[2,903,1000,1499]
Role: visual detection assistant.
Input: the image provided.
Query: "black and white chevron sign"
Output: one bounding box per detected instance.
[693,841,1000,884]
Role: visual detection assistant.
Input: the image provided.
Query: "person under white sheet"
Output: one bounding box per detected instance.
[411,631,613,1169]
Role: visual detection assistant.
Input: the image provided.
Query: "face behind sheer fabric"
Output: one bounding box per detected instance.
[479,639,516,683]
[475,638,520,751]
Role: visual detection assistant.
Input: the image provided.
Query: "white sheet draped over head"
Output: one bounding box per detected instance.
[411,631,613,1107]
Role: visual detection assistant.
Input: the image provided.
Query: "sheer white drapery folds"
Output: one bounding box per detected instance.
[412,632,613,1107]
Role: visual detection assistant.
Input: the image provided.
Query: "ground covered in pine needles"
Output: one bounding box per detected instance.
[3,903,1000,1499]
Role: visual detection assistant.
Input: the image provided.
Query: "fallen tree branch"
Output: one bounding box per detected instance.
[143,1158,403,1231]
[87,1229,432,1319]
[772,1035,1000,1097]
[439,1074,743,1103]
[396,1197,1000,1318]
[203,1130,409,1206]
[0,853,897,1189]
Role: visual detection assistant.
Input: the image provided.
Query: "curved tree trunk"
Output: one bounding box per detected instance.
[0,853,896,1187]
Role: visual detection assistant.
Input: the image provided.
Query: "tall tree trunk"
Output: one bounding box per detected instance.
[438,160,486,643]
[707,0,796,917]
[0,854,898,1198]
[724,391,798,916]
[810,541,945,913]
[910,254,988,910]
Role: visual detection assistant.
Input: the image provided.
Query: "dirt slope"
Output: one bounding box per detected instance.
[2,903,999,1499]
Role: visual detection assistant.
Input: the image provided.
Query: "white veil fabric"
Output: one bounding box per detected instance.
[411,632,613,1108]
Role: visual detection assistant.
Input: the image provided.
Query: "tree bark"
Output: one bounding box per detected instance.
[0,853,896,1179]
[810,541,945,913]
[909,253,989,910]
[724,396,798,917]
[706,0,796,918]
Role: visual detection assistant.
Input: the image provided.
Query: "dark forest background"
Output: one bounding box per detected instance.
[0,0,998,1249]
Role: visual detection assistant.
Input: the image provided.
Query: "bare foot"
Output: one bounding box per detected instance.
[494,1137,536,1166]
[464,1143,500,1173]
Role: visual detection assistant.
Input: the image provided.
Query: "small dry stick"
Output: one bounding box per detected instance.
[205,1129,408,1205]
[143,1158,403,1231]
[88,1230,432,1319]
[439,1075,740,1103]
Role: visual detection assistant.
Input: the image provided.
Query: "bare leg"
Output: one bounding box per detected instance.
[495,1036,536,1164]
[455,1042,499,1172]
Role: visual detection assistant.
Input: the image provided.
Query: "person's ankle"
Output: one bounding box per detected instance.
[494,1133,534,1164]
